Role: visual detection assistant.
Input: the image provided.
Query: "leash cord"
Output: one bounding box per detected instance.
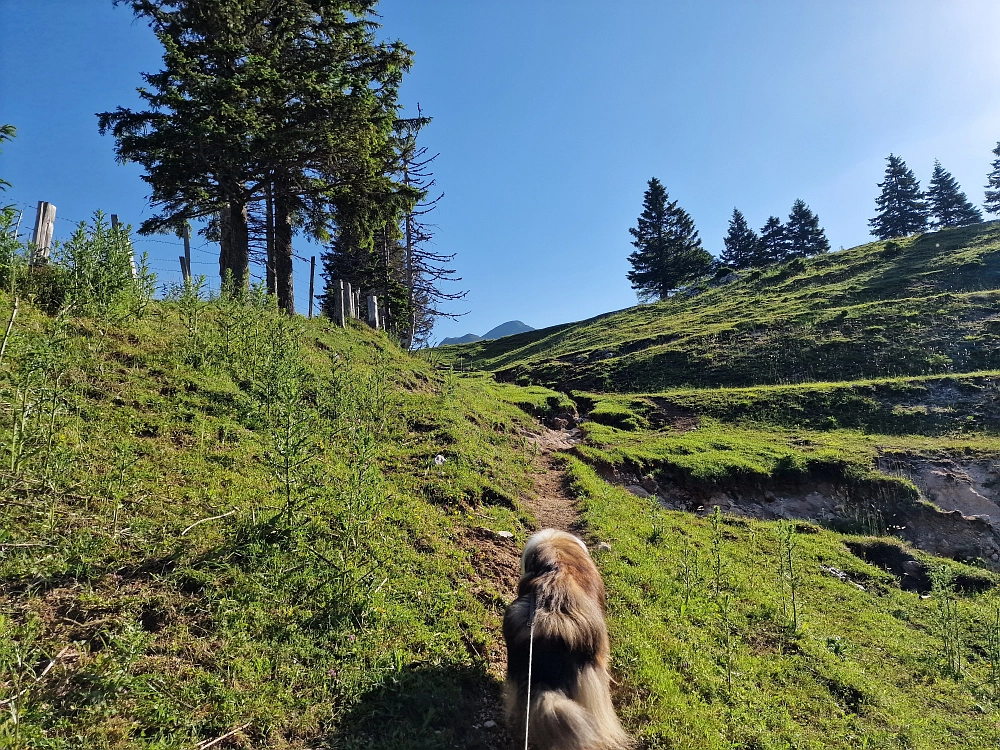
[524,598,536,750]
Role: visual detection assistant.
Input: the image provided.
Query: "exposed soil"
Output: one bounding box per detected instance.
[607,459,1000,570]
[646,398,700,433]
[844,539,994,594]
[522,428,584,533]
[878,455,1000,520]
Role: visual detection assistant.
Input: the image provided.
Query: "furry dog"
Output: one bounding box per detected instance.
[503,529,631,750]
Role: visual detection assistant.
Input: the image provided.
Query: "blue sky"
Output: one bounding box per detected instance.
[3,1,1000,340]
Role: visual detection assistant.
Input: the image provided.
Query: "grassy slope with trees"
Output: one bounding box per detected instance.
[0,212,553,747]
[2,216,1000,749]
[436,224,1000,748]
[441,222,1000,392]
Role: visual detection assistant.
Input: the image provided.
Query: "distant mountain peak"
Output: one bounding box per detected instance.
[439,320,534,347]
[482,320,534,339]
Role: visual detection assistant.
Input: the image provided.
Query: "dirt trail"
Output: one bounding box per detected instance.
[522,427,583,532]
[458,425,584,746]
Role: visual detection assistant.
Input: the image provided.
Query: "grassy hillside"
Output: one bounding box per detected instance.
[5,217,1000,749]
[557,373,1000,747]
[569,457,1000,749]
[0,290,552,749]
[442,222,1000,392]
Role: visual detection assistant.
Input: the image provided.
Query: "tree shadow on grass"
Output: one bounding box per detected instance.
[325,662,511,750]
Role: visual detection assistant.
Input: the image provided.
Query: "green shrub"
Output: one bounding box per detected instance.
[0,209,154,317]
[588,401,648,431]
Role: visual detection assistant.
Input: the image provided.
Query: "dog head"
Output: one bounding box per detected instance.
[521,528,590,576]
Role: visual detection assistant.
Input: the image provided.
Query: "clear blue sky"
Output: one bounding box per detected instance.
[3,1,1000,339]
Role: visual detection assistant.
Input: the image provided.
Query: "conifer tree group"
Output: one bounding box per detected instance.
[869,154,983,240]
[717,201,829,271]
[98,0,461,345]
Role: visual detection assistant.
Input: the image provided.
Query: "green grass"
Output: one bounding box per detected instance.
[441,222,1000,392]
[586,371,1000,435]
[567,457,1000,749]
[0,292,550,749]
[7,218,1000,749]
[490,381,576,420]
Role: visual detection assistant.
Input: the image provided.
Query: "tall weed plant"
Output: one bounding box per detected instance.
[54,211,155,319]
[0,208,154,317]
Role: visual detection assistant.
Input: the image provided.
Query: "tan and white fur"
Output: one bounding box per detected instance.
[503,529,632,750]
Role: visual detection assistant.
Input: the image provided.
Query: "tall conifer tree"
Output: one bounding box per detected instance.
[983,142,1000,215]
[927,160,981,228]
[719,208,759,269]
[784,199,830,257]
[868,154,927,239]
[626,178,712,300]
[758,216,788,264]
[99,0,411,299]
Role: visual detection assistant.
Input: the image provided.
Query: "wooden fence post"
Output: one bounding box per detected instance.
[179,256,191,282]
[112,215,139,279]
[183,225,191,279]
[344,281,353,319]
[333,279,345,327]
[367,295,379,329]
[308,256,316,319]
[31,201,56,264]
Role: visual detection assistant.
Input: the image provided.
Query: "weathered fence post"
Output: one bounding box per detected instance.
[183,224,191,279]
[179,256,191,283]
[308,256,316,319]
[367,295,380,330]
[332,279,346,327]
[112,214,139,279]
[30,201,56,265]
[344,281,354,319]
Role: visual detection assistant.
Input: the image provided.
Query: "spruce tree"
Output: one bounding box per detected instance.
[927,160,981,228]
[758,216,788,265]
[99,0,411,298]
[627,178,712,300]
[868,154,928,239]
[784,199,830,257]
[985,142,1000,215]
[719,208,759,269]
[392,114,465,348]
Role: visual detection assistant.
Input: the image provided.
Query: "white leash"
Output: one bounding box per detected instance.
[524,598,537,750]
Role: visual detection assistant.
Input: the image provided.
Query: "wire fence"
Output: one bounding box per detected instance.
[8,200,321,309]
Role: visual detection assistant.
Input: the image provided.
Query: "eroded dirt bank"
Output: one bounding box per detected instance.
[603,455,1000,569]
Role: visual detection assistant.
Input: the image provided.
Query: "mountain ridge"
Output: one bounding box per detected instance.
[439,319,535,347]
[439,222,1000,391]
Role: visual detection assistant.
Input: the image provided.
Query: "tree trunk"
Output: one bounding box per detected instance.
[274,178,295,315]
[219,206,232,284]
[265,182,276,296]
[219,197,250,291]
